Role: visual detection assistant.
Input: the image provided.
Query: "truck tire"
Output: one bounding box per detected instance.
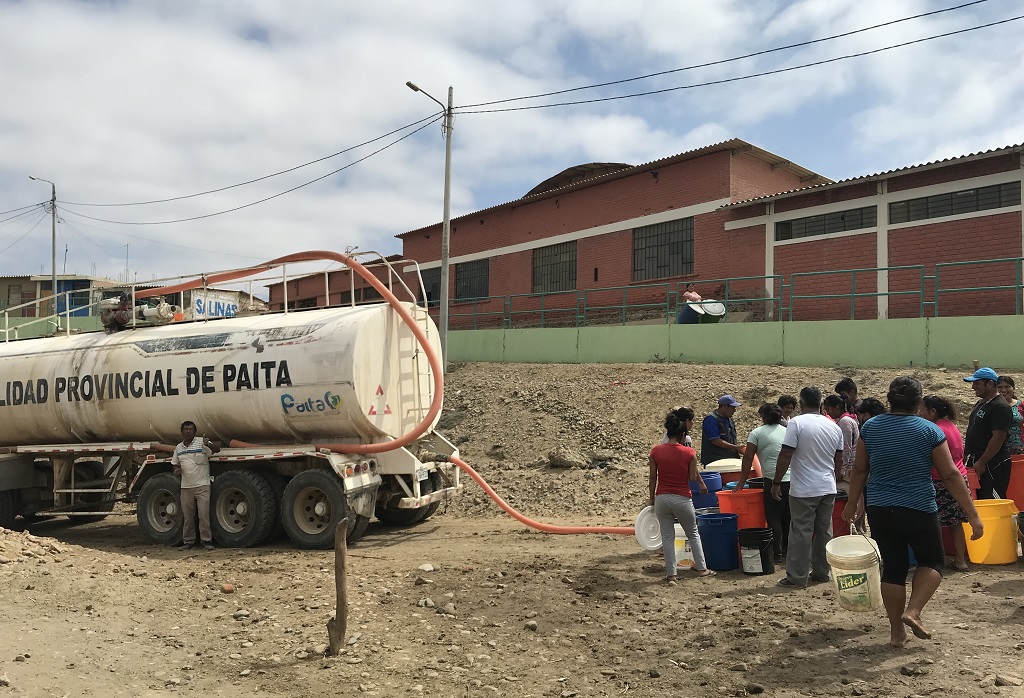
[375,473,435,527]
[211,470,277,548]
[346,513,370,543]
[421,470,444,520]
[69,461,115,524]
[0,491,15,529]
[281,470,350,550]
[137,473,184,545]
[259,468,288,542]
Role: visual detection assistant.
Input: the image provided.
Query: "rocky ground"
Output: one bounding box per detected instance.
[0,362,1022,698]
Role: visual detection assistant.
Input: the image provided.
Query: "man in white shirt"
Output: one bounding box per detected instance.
[171,420,220,551]
[771,387,844,588]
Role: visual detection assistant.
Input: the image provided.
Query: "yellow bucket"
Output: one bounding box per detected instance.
[963,499,1019,565]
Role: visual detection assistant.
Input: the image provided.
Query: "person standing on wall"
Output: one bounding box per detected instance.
[701,395,744,465]
[771,387,844,588]
[844,377,982,647]
[963,368,1013,499]
[172,420,221,551]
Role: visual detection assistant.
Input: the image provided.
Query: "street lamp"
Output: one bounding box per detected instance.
[28,175,58,329]
[406,80,453,373]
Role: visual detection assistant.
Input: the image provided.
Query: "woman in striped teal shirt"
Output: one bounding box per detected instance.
[843,376,982,648]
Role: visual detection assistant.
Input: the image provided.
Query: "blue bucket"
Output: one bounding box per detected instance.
[691,472,722,509]
[697,512,739,571]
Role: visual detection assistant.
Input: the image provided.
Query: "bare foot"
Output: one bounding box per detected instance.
[902,614,931,640]
[889,627,909,648]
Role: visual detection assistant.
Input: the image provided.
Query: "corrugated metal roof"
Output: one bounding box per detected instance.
[723,143,1024,209]
[396,138,831,237]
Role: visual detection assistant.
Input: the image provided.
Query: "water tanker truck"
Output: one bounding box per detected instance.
[0,256,459,548]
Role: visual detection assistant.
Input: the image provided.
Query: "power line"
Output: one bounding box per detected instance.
[59,216,268,259]
[457,13,1024,114]
[0,206,44,228]
[57,114,443,226]
[0,201,46,217]
[60,112,442,207]
[0,212,46,255]
[460,0,992,109]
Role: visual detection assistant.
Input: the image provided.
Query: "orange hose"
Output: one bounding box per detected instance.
[452,455,635,535]
[148,250,636,534]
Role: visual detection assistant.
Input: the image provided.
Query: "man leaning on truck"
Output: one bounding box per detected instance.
[172,421,220,551]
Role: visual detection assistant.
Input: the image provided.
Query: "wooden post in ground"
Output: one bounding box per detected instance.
[326,518,349,656]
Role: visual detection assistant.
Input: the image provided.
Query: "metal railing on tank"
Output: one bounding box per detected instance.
[787,265,926,321]
[933,257,1024,317]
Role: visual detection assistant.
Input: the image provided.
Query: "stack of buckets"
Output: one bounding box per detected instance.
[696,478,774,574]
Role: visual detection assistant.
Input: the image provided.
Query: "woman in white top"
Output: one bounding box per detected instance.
[737,403,789,562]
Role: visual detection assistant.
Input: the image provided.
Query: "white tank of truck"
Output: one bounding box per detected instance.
[0,303,439,447]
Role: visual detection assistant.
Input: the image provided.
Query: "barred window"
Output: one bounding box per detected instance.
[455,259,489,300]
[419,268,440,307]
[775,206,877,241]
[889,181,1021,224]
[633,217,694,281]
[533,241,576,293]
[296,297,318,309]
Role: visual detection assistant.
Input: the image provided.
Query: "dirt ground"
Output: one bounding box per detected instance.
[1,362,1023,698]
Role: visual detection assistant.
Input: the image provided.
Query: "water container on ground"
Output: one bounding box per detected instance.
[963,499,1019,565]
[673,524,695,570]
[697,512,739,571]
[738,528,774,575]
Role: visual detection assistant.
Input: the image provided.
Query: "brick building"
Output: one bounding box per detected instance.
[267,139,1024,326]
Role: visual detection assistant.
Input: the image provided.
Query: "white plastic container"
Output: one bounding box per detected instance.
[673,524,695,570]
[825,534,883,612]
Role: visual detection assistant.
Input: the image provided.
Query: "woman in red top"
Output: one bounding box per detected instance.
[920,395,971,571]
[648,407,714,584]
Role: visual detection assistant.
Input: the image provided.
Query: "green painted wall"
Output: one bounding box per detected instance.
[2,317,102,340]
[450,316,1024,369]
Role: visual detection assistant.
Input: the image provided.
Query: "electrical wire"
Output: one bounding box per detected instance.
[460,0,992,109]
[56,114,444,226]
[0,206,45,228]
[60,112,443,207]
[59,217,268,259]
[0,212,46,255]
[0,201,46,217]
[457,13,1024,114]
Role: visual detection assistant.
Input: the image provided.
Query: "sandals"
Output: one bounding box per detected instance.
[695,569,716,578]
[665,576,678,586]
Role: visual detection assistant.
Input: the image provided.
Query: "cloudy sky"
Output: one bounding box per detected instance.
[1,0,1021,293]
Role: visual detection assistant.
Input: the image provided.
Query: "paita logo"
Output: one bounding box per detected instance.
[281,391,342,415]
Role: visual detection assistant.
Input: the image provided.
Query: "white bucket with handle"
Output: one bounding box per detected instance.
[825,525,883,612]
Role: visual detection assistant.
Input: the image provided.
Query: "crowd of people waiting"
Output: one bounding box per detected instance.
[645,368,1024,646]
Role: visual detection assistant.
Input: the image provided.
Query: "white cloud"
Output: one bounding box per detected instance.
[0,0,1021,288]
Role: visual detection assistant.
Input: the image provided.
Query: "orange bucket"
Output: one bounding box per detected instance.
[716,488,767,529]
[1007,455,1024,512]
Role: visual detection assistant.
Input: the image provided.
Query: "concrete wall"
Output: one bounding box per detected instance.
[2,317,102,340]
[448,315,1024,369]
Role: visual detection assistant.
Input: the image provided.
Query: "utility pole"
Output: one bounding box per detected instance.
[406,81,454,373]
[29,176,59,328]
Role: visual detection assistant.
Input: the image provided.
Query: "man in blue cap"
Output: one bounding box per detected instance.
[964,367,1013,499]
[701,395,744,465]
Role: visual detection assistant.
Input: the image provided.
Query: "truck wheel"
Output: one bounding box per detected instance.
[137,473,183,545]
[259,468,288,542]
[211,470,277,548]
[375,474,434,527]
[421,470,444,520]
[69,461,115,524]
[281,470,349,550]
[0,491,15,529]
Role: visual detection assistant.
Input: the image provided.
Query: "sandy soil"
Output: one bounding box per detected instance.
[0,362,1022,698]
